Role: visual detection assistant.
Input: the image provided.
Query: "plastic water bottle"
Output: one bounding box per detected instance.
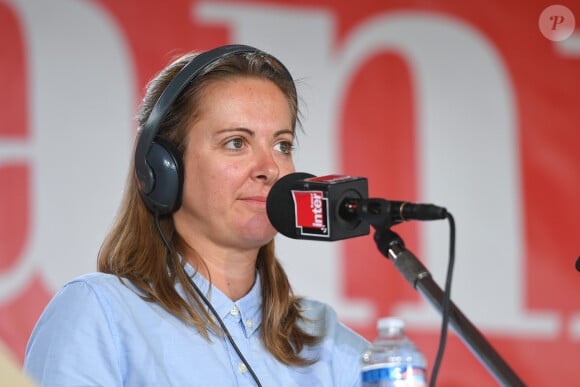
[361,317,427,386]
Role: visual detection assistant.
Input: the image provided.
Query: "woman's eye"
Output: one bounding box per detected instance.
[225,138,244,150]
[274,141,295,155]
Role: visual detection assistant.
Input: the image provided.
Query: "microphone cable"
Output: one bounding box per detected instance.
[154,214,263,387]
[428,213,456,387]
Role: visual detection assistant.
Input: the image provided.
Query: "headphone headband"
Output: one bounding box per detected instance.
[135,44,263,196]
[134,44,295,216]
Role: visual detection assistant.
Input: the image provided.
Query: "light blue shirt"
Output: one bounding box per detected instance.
[24,264,369,386]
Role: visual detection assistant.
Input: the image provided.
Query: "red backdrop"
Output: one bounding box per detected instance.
[1,1,579,386]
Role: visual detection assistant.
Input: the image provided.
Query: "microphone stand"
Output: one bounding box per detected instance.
[369,221,525,386]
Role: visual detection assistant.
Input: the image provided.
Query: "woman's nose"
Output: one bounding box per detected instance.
[253,148,279,184]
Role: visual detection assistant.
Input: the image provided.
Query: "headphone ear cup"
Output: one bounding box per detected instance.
[140,138,184,215]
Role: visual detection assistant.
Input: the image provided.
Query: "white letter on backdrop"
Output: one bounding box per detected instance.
[0,0,133,299]
[196,3,559,336]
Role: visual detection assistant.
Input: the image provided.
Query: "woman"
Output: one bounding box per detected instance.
[24,44,368,386]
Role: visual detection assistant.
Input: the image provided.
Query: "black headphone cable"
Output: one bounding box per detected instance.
[154,214,263,387]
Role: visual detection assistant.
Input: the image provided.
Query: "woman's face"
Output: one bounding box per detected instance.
[174,76,295,251]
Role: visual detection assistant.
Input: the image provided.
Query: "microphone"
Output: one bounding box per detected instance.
[266,172,447,241]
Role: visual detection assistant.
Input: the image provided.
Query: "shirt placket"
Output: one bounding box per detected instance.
[222,303,257,386]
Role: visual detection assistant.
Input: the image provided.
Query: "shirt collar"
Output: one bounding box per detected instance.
[182,262,262,337]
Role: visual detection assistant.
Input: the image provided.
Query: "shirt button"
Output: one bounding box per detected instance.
[245,319,253,328]
[238,363,248,374]
[230,305,239,316]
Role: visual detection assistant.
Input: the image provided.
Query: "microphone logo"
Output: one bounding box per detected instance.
[292,190,330,238]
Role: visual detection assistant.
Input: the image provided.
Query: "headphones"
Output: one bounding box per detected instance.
[134,44,266,216]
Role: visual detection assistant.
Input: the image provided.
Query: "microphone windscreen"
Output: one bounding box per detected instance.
[267,172,315,238]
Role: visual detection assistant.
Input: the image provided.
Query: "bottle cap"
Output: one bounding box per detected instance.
[377,316,405,331]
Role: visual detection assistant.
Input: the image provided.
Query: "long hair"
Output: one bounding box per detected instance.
[98,49,320,366]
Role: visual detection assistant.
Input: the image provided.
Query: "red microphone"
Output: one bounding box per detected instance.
[267,172,447,241]
[266,172,370,241]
